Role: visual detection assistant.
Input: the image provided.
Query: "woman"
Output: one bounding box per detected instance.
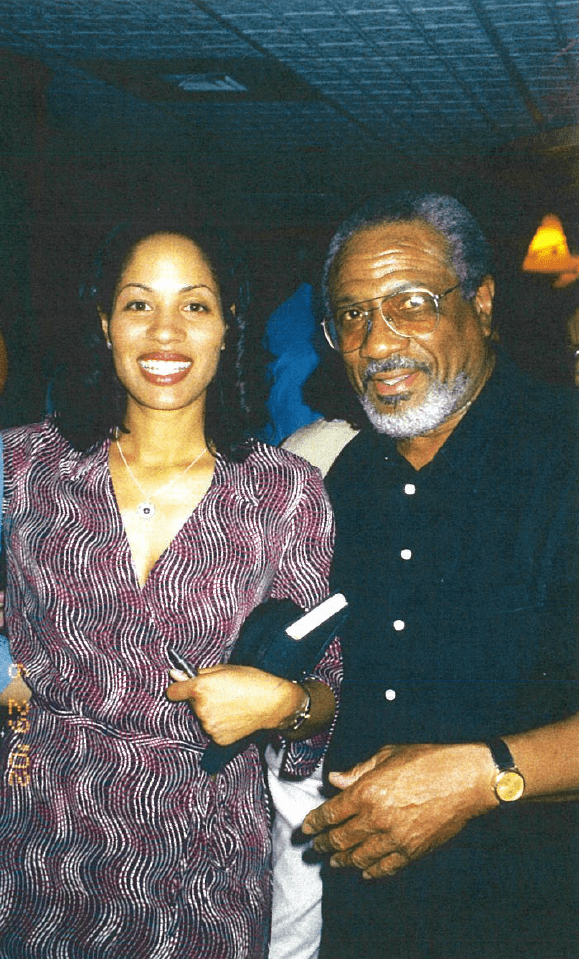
[0,216,340,958]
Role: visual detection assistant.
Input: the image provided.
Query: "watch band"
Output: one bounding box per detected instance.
[487,736,516,771]
[278,681,312,732]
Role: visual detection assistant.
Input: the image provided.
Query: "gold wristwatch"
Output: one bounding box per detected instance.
[278,681,312,732]
[487,737,525,803]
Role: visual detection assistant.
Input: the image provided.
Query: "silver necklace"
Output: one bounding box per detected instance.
[116,440,208,521]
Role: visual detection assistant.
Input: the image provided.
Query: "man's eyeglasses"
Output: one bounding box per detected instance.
[322,283,461,353]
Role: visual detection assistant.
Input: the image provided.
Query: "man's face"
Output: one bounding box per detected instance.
[328,220,494,437]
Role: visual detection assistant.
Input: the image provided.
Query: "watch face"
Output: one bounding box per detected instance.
[495,769,525,802]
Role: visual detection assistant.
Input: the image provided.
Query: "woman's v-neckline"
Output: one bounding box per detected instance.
[105,444,221,591]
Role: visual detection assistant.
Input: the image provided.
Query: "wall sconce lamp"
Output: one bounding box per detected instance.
[522,214,579,287]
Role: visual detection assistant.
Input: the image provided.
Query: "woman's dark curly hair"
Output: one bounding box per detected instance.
[52,213,267,458]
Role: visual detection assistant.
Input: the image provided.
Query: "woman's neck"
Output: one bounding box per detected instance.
[120,404,208,465]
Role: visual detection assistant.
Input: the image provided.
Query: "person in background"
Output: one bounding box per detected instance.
[262,281,322,445]
[285,191,578,959]
[566,304,579,386]
[0,214,340,959]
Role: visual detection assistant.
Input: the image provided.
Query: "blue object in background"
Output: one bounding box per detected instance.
[0,431,12,691]
[0,636,13,690]
[262,283,321,445]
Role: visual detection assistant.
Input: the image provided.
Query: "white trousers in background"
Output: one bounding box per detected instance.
[266,746,325,959]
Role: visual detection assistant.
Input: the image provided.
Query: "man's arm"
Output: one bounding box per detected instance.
[302,713,579,879]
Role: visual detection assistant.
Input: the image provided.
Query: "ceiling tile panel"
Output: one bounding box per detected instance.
[0,0,577,220]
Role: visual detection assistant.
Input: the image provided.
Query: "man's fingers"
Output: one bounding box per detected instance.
[329,746,398,789]
[325,831,399,869]
[302,793,355,835]
[329,759,378,789]
[362,850,410,880]
[311,815,377,855]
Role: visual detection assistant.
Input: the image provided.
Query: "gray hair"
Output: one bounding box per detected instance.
[322,191,493,315]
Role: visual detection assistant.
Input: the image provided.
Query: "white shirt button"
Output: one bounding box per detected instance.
[385,689,396,701]
[393,619,405,631]
[404,483,416,495]
[400,549,412,560]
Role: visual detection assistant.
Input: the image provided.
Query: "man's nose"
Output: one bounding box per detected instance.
[360,308,406,357]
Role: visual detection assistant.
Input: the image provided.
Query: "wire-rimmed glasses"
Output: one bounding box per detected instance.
[322,283,461,353]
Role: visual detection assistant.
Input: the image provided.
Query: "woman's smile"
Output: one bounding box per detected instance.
[138,352,193,384]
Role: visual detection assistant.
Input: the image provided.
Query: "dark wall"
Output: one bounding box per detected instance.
[1,48,577,430]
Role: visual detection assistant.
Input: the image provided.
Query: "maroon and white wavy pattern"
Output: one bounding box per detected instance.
[0,421,339,958]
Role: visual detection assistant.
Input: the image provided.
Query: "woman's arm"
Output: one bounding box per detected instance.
[0,608,31,708]
[166,666,336,744]
[166,460,341,753]
[0,672,31,708]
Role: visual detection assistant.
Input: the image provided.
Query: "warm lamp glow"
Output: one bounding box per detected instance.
[552,272,579,288]
[522,214,579,276]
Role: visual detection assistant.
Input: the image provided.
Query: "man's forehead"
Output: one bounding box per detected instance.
[331,219,454,292]
[342,219,448,257]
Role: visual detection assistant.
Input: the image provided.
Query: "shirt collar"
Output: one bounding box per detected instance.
[352,348,518,477]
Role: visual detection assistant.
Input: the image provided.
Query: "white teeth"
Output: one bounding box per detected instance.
[139,360,190,375]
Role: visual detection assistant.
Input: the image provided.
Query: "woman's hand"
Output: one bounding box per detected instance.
[166,665,302,745]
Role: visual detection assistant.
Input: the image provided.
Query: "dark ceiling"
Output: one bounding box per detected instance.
[0,0,578,417]
[1,0,578,218]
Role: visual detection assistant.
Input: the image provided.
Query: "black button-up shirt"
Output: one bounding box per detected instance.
[326,350,578,767]
[321,351,578,958]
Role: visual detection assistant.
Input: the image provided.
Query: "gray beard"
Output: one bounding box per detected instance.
[358,358,472,438]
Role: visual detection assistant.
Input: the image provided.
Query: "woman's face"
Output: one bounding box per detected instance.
[100,232,228,418]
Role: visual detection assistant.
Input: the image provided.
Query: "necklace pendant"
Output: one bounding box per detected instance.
[137,500,156,520]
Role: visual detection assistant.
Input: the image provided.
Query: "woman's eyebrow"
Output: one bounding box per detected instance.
[117,282,215,294]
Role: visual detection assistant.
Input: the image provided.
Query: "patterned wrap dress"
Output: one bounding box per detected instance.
[0,420,340,959]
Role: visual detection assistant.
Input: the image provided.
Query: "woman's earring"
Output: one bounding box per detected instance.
[106,341,112,351]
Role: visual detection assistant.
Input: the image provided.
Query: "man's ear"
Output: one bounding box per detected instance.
[473,275,495,337]
[98,307,111,347]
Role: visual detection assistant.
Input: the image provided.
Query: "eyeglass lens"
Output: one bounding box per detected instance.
[330,290,439,351]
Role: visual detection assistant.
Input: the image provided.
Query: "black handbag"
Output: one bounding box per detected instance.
[200,593,347,774]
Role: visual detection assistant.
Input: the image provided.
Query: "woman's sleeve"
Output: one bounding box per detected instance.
[268,466,343,778]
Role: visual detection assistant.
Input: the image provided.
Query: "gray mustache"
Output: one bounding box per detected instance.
[363,356,431,384]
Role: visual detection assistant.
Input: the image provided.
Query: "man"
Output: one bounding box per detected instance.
[287,192,578,958]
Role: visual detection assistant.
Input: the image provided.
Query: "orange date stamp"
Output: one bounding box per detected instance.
[6,663,30,787]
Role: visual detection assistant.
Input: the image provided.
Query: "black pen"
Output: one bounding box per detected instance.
[167,646,198,679]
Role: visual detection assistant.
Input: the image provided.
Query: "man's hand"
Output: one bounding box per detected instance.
[302,742,496,879]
